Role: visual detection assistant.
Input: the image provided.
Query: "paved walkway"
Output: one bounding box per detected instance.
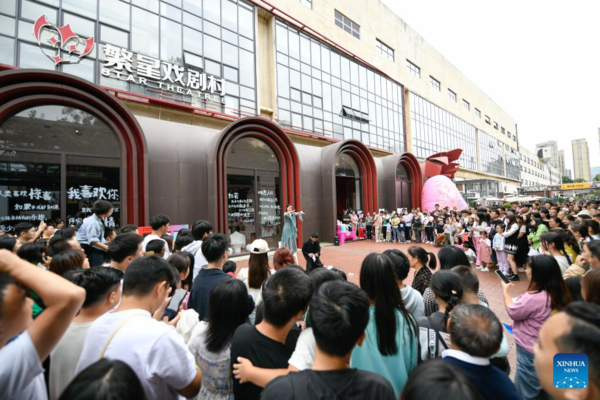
[235,239,529,378]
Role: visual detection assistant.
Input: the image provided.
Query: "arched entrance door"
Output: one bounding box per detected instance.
[335,153,362,217]
[0,104,122,231]
[226,137,282,253]
[395,163,412,210]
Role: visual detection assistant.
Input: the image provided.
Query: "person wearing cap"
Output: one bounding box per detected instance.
[237,239,274,324]
[188,233,255,321]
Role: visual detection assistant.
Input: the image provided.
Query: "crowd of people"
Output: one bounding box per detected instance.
[0,198,599,400]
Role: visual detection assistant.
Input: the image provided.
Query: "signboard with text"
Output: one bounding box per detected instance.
[561,183,591,190]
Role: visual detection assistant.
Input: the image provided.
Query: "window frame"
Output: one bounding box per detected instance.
[430,76,440,92]
[447,89,457,102]
[406,60,420,78]
[334,10,360,39]
[375,39,394,61]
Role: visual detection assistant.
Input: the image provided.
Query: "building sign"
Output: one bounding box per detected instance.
[34,15,94,65]
[228,191,254,225]
[101,44,226,104]
[67,185,119,227]
[34,14,226,104]
[561,183,591,190]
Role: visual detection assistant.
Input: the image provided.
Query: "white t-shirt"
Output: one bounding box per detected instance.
[141,234,171,259]
[182,241,208,281]
[554,255,571,274]
[288,327,316,370]
[76,309,197,400]
[236,267,274,310]
[0,331,47,400]
[50,321,94,400]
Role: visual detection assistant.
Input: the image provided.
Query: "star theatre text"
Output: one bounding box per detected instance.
[101,44,226,104]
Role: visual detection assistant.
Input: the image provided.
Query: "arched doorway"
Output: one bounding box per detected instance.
[335,153,362,218]
[0,105,121,229]
[208,117,301,250]
[395,163,411,210]
[0,69,147,228]
[226,137,282,252]
[320,140,377,242]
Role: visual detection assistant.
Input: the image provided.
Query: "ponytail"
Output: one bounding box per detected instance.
[408,246,437,270]
[430,270,463,330]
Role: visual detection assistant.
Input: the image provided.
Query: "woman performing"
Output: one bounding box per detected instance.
[280,204,305,264]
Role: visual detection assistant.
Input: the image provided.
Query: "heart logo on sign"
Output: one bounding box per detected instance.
[33,14,95,66]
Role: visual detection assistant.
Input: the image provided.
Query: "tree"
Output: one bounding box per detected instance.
[562,176,573,183]
[594,174,600,182]
[574,178,586,183]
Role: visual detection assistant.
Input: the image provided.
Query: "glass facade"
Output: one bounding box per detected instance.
[505,145,520,180]
[1,0,257,116]
[0,105,121,231]
[410,92,477,171]
[275,20,405,153]
[227,138,282,252]
[479,131,505,177]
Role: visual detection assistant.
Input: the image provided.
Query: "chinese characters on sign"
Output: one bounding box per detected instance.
[258,189,281,224]
[66,185,120,228]
[101,44,227,105]
[228,191,255,226]
[0,186,60,232]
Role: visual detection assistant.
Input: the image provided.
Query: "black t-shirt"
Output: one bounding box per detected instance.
[231,324,292,400]
[261,369,396,400]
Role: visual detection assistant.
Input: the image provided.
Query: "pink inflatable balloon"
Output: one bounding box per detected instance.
[421,175,468,212]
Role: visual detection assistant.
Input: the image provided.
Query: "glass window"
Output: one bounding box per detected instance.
[223,42,238,68]
[238,4,253,39]
[335,153,360,177]
[222,0,237,32]
[62,13,95,38]
[0,36,15,66]
[406,60,421,78]
[204,34,221,62]
[227,138,281,251]
[19,42,54,70]
[101,25,129,48]
[62,58,95,82]
[239,48,254,87]
[376,39,394,61]
[133,0,159,13]
[100,0,130,30]
[448,89,456,102]
[63,0,98,19]
[183,27,202,55]
[161,2,182,22]
[66,159,121,228]
[334,10,360,39]
[463,99,470,111]
[204,0,220,24]
[0,0,16,16]
[132,7,160,58]
[184,51,202,68]
[0,105,120,156]
[183,0,202,17]
[21,0,57,24]
[430,76,441,91]
[161,18,182,63]
[0,152,61,232]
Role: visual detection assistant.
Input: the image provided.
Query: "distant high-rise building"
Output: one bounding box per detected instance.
[565,169,573,179]
[558,149,565,179]
[572,139,591,181]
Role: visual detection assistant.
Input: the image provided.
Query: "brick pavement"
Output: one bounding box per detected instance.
[234,239,530,379]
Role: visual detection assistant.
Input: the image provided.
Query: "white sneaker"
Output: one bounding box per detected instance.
[476,265,482,270]
[518,268,526,273]
[480,267,489,272]
[406,240,411,243]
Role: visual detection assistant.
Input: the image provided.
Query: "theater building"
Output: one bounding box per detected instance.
[0,0,521,247]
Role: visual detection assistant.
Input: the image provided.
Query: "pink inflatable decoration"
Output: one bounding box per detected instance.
[421,175,468,212]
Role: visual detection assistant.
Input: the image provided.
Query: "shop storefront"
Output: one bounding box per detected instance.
[0,0,428,245]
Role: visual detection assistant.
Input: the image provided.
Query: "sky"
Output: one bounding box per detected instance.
[381,0,600,172]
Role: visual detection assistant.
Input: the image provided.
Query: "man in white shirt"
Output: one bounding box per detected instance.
[76,256,202,399]
[182,220,213,280]
[49,267,123,400]
[0,250,85,400]
[141,214,172,260]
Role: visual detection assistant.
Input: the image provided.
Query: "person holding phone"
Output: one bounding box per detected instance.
[500,255,571,400]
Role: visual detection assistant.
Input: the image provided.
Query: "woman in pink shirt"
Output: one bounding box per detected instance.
[501,255,571,400]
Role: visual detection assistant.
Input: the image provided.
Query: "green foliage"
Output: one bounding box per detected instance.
[593,174,600,182]
[562,176,573,183]
[574,178,586,183]
[503,203,512,209]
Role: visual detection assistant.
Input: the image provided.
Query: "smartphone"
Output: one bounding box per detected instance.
[495,269,511,284]
[162,288,187,321]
